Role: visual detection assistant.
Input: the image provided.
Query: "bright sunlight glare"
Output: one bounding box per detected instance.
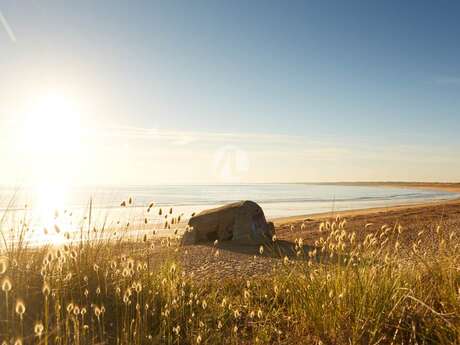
[14,92,85,245]
[30,182,70,246]
[21,92,82,155]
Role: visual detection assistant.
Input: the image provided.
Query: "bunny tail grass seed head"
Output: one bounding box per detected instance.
[15,299,26,317]
[2,277,12,292]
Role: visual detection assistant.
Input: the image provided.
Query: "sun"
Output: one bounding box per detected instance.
[18,91,84,185]
[16,91,84,245]
[22,91,82,154]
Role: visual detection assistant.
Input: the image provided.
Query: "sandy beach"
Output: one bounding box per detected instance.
[273,181,460,224]
[316,181,460,193]
[179,182,460,279]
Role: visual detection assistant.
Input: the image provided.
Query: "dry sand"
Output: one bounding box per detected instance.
[178,182,460,279]
[273,181,460,224]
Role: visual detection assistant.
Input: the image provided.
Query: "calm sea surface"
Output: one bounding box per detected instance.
[0,184,458,245]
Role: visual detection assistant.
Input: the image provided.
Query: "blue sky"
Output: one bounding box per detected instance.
[0,1,459,184]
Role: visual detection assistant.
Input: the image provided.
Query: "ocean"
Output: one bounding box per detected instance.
[0,183,458,246]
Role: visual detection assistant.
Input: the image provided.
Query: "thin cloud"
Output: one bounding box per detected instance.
[0,10,17,43]
[82,125,365,162]
[85,125,312,145]
[84,125,458,165]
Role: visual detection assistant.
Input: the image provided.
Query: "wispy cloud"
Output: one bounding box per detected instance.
[85,125,315,146]
[0,10,17,43]
[85,125,451,163]
[81,125,358,161]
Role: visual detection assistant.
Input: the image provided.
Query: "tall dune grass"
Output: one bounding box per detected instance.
[0,201,459,344]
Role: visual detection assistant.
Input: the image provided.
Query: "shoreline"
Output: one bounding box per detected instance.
[272,197,460,225]
[272,182,460,224]
[312,181,460,193]
[3,182,459,238]
[181,185,460,280]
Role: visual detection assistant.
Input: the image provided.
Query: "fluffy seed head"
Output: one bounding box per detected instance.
[0,257,7,274]
[66,303,74,313]
[15,299,26,317]
[259,245,264,255]
[42,282,50,297]
[94,306,102,318]
[2,277,12,292]
[34,322,44,337]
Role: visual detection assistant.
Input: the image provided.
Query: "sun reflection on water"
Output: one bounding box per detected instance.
[30,183,70,246]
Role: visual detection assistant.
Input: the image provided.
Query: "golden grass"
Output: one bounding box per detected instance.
[0,202,459,345]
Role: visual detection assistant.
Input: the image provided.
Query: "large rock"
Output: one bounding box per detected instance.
[182,200,274,245]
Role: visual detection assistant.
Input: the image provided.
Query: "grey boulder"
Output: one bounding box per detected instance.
[182,200,274,245]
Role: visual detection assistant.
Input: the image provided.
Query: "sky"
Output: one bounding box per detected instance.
[0,0,459,186]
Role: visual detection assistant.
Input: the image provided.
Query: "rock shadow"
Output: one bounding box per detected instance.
[193,239,326,261]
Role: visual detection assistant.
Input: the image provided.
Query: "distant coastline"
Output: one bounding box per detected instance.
[307,181,460,193]
[272,182,460,223]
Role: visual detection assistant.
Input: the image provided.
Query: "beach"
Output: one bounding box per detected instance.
[2,182,459,344]
[179,182,460,279]
[2,182,458,247]
[272,181,460,229]
[316,181,460,193]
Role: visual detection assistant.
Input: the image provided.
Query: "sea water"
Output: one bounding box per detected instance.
[0,184,458,246]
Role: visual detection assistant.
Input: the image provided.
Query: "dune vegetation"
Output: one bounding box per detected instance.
[0,201,459,345]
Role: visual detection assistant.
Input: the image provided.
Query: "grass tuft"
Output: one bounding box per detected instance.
[0,202,459,344]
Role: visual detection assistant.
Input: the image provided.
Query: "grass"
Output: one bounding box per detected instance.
[0,200,459,344]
